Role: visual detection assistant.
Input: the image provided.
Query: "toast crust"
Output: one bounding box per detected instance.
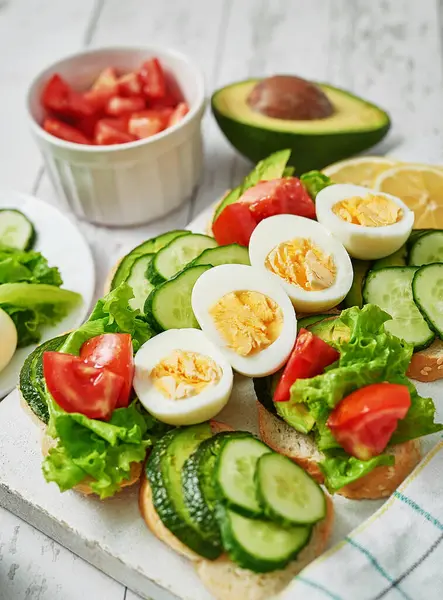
[257,402,421,500]
[139,418,334,600]
[407,339,443,382]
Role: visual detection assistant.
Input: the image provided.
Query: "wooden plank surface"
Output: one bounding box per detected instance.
[1,0,443,598]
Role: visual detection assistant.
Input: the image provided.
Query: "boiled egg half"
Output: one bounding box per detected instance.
[133,328,233,426]
[191,264,297,377]
[249,214,353,313]
[315,184,414,260]
[0,308,17,373]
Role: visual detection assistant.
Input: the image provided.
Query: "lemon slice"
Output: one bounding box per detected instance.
[374,164,443,229]
[322,156,399,187]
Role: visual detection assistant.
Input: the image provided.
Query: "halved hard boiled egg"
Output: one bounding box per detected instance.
[248,214,353,313]
[315,184,414,260]
[191,264,297,377]
[133,328,233,426]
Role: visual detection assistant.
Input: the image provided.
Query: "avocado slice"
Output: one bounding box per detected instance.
[211,79,390,173]
[308,316,350,346]
[344,259,372,308]
[276,401,316,434]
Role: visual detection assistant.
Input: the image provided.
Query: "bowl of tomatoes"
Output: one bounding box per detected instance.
[27,47,205,226]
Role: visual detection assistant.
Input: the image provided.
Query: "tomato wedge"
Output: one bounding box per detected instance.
[94,119,136,145]
[80,333,134,408]
[274,329,339,402]
[139,58,166,99]
[43,118,91,145]
[43,352,124,420]
[327,383,411,460]
[212,202,258,247]
[42,74,95,118]
[118,72,143,97]
[128,109,170,138]
[241,177,316,222]
[168,102,189,127]
[83,67,120,111]
[105,96,146,116]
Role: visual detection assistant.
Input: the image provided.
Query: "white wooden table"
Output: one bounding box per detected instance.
[1,0,443,598]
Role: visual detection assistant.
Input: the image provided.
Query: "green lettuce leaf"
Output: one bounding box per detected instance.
[60,283,154,355]
[320,453,395,493]
[43,397,169,498]
[300,170,333,200]
[0,246,62,286]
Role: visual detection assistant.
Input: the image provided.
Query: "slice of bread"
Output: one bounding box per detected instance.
[257,402,421,500]
[20,390,142,497]
[407,339,443,382]
[140,419,334,600]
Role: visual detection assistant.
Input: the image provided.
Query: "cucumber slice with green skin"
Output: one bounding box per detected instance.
[297,313,333,331]
[144,264,211,331]
[216,504,312,573]
[372,245,407,269]
[110,230,190,289]
[148,234,217,285]
[413,263,443,338]
[19,334,68,424]
[406,229,434,249]
[408,231,443,266]
[215,436,272,517]
[255,453,326,526]
[182,431,250,549]
[146,424,220,559]
[344,259,372,308]
[0,209,35,250]
[126,254,154,312]
[191,244,250,268]
[363,267,434,350]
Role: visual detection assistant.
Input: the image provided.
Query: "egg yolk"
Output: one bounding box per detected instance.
[151,350,222,400]
[265,238,336,291]
[209,291,283,356]
[332,194,402,227]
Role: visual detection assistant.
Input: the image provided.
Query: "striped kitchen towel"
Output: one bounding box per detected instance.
[280,439,443,600]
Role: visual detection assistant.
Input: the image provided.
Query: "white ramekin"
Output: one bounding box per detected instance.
[27,47,205,227]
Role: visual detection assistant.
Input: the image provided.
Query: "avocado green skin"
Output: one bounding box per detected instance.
[211,83,391,174]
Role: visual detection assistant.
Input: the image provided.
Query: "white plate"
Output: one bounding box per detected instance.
[0,190,95,397]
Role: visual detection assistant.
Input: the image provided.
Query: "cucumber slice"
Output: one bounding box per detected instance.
[146,424,220,559]
[110,230,190,289]
[344,259,371,308]
[182,431,249,549]
[409,231,443,266]
[145,264,211,331]
[148,234,217,285]
[0,209,35,250]
[255,453,326,526]
[363,267,434,349]
[216,505,311,573]
[372,244,407,269]
[407,229,434,249]
[215,436,271,517]
[413,263,443,338]
[19,334,68,424]
[192,244,250,267]
[126,254,154,312]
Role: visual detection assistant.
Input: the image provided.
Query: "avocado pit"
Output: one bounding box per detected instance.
[247,75,335,121]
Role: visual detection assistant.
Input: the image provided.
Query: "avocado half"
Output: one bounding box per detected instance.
[211,79,390,173]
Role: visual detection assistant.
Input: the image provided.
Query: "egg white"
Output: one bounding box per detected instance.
[0,308,17,374]
[191,264,297,377]
[248,214,353,313]
[133,328,233,426]
[315,183,414,260]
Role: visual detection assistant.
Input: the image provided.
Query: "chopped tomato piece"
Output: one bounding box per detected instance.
[105,96,145,117]
[168,102,189,127]
[241,177,316,222]
[139,58,166,99]
[92,67,119,91]
[75,114,100,138]
[43,118,91,144]
[118,72,143,97]
[128,109,170,138]
[42,74,95,118]
[274,329,339,402]
[212,202,258,247]
[327,383,411,460]
[82,67,119,111]
[43,352,124,420]
[94,119,136,145]
[80,333,134,408]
